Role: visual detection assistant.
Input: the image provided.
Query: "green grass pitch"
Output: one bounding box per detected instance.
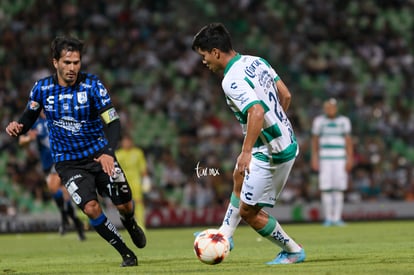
[0,221,413,275]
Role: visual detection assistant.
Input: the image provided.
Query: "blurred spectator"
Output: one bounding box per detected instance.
[182,177,215,209]
[159,151,186,207]
[116,133,151,230]
[0,190,17,217]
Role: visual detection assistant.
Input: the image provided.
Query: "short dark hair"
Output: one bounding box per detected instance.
[51,36,84,60]
[192,23,233,53]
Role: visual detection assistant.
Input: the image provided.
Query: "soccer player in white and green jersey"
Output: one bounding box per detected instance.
[192,23,305,265]
[311,98,353,226]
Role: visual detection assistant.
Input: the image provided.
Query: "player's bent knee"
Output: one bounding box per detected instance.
[115,201,134,215]
[239,204,253,222]
[83,200,102,218]
[46,174,61,193]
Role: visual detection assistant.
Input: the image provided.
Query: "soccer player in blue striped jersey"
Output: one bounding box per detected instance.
[192,23,305,265]
[311,98,353,226]
[6,36,146,267]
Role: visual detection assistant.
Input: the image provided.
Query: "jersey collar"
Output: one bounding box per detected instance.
[52,72,86,86]
[224,53,241,76]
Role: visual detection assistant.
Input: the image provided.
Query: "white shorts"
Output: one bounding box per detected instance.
[240,157,295,208]
[319,159,348,191]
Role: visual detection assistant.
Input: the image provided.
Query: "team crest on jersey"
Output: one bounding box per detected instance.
[77,91,87,104]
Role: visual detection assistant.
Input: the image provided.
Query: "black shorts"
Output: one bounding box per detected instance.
[55,157,132,210]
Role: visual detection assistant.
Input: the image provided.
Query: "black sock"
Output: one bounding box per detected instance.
[120,210,136,230]
[65,200,77,220]
[66,201,84,236]
[90,213,134,257]
[53,190,68,224]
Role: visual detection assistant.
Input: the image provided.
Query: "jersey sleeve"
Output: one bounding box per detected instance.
[311,116,322,136]
[27,82,42,111]
[91,79,119,124]
[343,116,352,134]
[221,77,260,114]
[91,79,113,110]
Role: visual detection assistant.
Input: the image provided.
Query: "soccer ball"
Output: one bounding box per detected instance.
[193,229,230,265]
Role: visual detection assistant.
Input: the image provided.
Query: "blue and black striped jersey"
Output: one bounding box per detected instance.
[27,72,115,163]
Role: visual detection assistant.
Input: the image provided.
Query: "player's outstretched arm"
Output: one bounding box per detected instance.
[7,106,41,137]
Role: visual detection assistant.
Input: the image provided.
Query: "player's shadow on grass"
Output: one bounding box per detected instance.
[304,256,360,263]
[146,258,199,264]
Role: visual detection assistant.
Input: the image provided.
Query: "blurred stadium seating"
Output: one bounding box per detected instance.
[0,0,413,217]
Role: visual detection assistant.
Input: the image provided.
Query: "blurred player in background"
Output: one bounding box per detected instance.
[6,36,146,267]
[116,134,151,231]
[311,98,353,226]
[19,111,85,240]
[192,23,305,265]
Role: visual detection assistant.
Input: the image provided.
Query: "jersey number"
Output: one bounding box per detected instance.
[268,91,294,143]
[106,183,120,197]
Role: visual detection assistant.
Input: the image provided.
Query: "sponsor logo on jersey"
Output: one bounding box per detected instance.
[41,84,55,90]
[81,83,92,89]
[101,98,111,105]
[59,94,73,100]
[258,69,273,89]
[232,91,249,105]
[97,81,107,94]
[53,116,83,133]
[46,95,54,104]
[99,88,108,97]
[62,103,70,112]
[44,105,55,111]
[244,59,262,78]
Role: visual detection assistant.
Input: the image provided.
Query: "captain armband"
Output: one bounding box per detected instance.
[101,107,119,125]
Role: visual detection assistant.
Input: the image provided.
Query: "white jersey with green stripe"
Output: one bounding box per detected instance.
[222,54,298,164]
[311,114,351,160]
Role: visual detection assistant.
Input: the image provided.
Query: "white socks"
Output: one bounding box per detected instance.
[219,193,241,238]
[219,193,302,253]
[321,191,344,222]
[258,215,302,252]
